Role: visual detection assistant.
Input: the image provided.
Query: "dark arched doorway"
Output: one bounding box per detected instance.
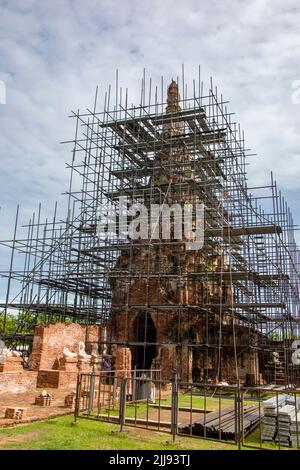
[132,312,157,370]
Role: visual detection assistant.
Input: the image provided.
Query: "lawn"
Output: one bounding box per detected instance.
[80,392,232,428]
[0,414,297,450]
[90,391,249,423]
[0,415,235,450]
[0,391,297,451]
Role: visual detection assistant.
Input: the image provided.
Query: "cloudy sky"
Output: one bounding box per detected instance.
[0,0,300,278]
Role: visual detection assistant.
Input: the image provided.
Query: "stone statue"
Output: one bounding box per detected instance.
[0,345,23,371]
[90,343,102,370]
[291,340,300,366]
[90,343,100,360]
[292,349,300,366]
[63,347,77,359]
[78,341,91,361]
[271,351,282,366]
[1,347,22,359]
[148,382,156,403]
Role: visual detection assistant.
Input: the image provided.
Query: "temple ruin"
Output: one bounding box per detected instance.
[1,70,300,396]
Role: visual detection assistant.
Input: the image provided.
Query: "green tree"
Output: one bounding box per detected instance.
[0,311,18,334]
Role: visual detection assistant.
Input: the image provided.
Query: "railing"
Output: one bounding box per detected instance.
[74,369,162,425]
[74,371,300,450]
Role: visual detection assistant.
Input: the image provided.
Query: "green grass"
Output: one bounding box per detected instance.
[167,392,226,409]
[0,415,235,450]
[0,391,297,451]
[0,415,297,450]
[84,393,223,422]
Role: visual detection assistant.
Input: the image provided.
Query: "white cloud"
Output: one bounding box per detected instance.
[0,0,300,265]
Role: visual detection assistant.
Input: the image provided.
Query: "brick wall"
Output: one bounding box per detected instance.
[37,370,78,389]
[0,371,38,394]
[29,323,103,371]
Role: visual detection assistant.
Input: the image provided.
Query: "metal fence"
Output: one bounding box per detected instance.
[74,371,300,450]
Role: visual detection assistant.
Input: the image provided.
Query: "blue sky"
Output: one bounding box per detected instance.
[0,0,300,296]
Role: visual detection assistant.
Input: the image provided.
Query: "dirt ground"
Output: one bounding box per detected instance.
[0,388,74,427]
[146,408,207,426]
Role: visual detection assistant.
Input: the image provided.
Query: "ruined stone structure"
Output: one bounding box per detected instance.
[1,71,299,389]
[0,323,104,393]
[107,82,262,384]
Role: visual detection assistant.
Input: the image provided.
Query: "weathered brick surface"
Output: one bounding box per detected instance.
[114,347,132,395]
[37,370,60,388]
[29,323,103,371]
[110,307,263,384]
[0,324,102,397]
[34,396,53,406]
[0,389,74,427]
[5,407,27,420]
[0,357,24,372]
[115,347,132,376]
[77,360,92,373]
[37,370,78,389]
[0,371,38,394]
[58,357,78,371]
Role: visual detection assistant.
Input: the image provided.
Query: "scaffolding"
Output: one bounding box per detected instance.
[0,68,299,386]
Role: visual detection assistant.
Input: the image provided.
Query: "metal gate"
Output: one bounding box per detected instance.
[74,372,300,450]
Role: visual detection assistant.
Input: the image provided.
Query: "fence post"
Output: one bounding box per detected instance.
[74,373,82,424]
[112,370,117,408]
[132,367,137,403]
[236,380,241,450]
[88,370,96,415]
[171,374,179,442]
[119,374,127,432]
